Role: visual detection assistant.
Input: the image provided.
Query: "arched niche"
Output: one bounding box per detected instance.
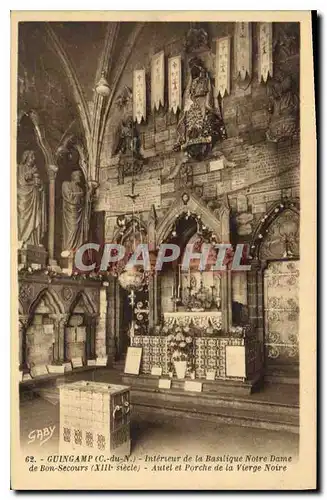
[248,200,300,378]
[22,287,65,369]
[54,135,88,262]
[155,191,232,333]
[65,291,97,362]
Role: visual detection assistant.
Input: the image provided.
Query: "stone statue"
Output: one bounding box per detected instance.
[17,150,46,246]
[62,170,87,253]
[174,57,227,160]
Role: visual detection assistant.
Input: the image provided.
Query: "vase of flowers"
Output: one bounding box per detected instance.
[167,327,193,379]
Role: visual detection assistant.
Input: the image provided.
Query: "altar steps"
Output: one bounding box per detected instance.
[130,389,299,434]
[122,374,299,434]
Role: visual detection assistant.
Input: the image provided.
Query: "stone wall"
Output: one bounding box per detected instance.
[96,22,300,250]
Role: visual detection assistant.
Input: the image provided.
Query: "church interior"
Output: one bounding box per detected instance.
[16,20,300,453]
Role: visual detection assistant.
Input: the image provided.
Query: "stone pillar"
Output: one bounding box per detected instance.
[47,164,59,266]
[50,313,68,363]
[85,314,97,360]
[221,273,229,333]
[106,277,116,364]
[95,288,107,357]
[154,272,162,326]
[148,272,161,331]
[18,315,29,370]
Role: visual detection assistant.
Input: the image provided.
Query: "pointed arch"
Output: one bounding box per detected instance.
[156,191,230,246]
[68,290,97,317]
[250,200,300,260]
[28,287,65,318]
[18,110,55,168]
[44,23,91,152]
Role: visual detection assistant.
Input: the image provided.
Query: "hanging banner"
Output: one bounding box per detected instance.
[235,22,252,81]
[215,36,231,98]
[168,55,182,114]
[151,51,165,111]
[133,69,146,124]
[258,22,273,83]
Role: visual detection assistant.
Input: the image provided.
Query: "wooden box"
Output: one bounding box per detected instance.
[59,381,131,456]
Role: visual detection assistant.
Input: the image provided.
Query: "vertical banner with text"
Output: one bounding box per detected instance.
[168,55,182,114]
[215,36,231,98]
[151,51,165,111]
[235,22,252,81]
[133,69,146,124]
[258,22,273,83]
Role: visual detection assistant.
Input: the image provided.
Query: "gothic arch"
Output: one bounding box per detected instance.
[156,191,230,246]
[68,290,97,317]
[28,287,65,324]
[44,23,91,150]
[18,110,55,169]
[250,200,300,261]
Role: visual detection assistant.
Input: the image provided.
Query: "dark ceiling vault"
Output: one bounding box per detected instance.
[17,21,144,182]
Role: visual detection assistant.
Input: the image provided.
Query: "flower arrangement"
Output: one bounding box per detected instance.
[167,326,193,362]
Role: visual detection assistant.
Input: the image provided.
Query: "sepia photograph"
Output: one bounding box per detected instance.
[10,11,316,490]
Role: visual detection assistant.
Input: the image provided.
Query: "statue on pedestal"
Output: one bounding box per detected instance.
[174,57,227,160]
[17,150,46,247]
[62,170,87,253]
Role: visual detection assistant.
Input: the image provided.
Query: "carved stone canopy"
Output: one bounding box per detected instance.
[156,190,230,246]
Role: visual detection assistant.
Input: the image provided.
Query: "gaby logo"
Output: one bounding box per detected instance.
[28,425,56,446]
[73,242,251,273]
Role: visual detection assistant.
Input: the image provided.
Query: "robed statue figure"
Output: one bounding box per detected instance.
[17,150,47,246]
[175,57,226,159]
[62,170,87,253]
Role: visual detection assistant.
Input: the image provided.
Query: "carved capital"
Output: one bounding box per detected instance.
[47,164,59,181]
[49,313,69,328]
[19,315,29,329]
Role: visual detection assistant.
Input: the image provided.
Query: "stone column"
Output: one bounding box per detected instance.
[105,277,116,364]
[95,287,107,358]
[47,164,59,266]
[18,315,29,370]
[220,273,229,333]
[154,272,162,326]
[50,313,68,363]
[86,314,97,360]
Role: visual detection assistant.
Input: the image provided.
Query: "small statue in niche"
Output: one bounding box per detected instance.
[174,57,227,160]
[17,150,47,247]
[62,170,87,253]
[266,70,299,142]
[113,117,141,158]
[112,116,143,183]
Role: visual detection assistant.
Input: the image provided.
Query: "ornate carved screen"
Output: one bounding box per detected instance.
[264,261,299,369]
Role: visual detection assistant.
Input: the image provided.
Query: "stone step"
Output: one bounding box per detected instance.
[130,386,299,417]
[131,393,299,434]
[122,373,262,397]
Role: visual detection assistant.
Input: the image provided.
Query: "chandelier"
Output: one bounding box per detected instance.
[118,266,144,292]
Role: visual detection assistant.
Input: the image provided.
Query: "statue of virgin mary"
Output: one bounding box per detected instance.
[175,57,227,159]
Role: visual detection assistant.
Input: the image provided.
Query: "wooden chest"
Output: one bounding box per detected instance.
[59,381,131,456]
